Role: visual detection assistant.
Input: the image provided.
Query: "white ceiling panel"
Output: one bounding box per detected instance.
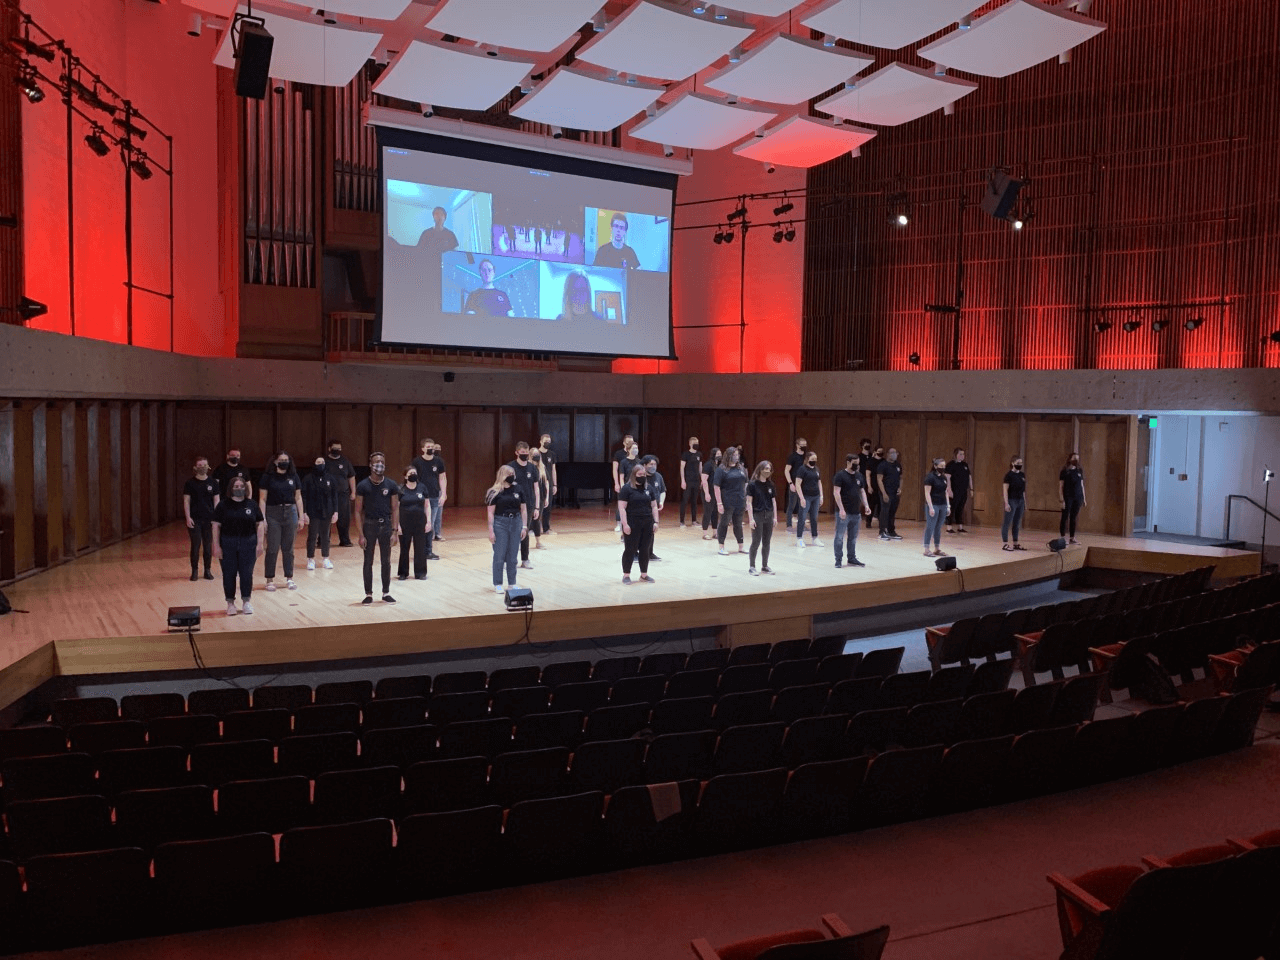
[815,62,977,125]
[373,40,535,110]
[630,92,776,150]
[715,0,805,14]
[705,33,873,104]
[918,0,1106,77]
[577,0,754,81]
[284,0,414,18]
[212,5,380,87]
[511,67,665,131]
[733,114,875,168]
[424,0,605,53]
[802,0,982,50]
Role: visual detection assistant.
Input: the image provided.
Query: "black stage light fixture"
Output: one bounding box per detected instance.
[908,351,921,366]
[232,14,274,99]
[112,116,147,141]
[1048,537,1067,552]
[726,204,747,222]
[65,75,117,115]
[17,296,49,321]
[1151,319,1168,332]
[935,556,957,572]
[10,34,55,62]
[129,156,153,180]
[1122,320,1142,333]
[1184,316,1204,331]
[772,226,784,243]
[713,228,724,245]
[84,126,110,157]
[980,168,1025,221]
[1270,331,1280,344]
[15,66,43,103]
[722,229,735,244]
[1093,320,1112,333]
[504,586,533,611]
[784,224,796,242]
[773,198,793,216]
[888,192,909,227]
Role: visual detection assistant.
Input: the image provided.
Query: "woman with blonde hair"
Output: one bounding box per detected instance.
[530,449,551,550]
[746,460,778,576]
[486,464,528,594]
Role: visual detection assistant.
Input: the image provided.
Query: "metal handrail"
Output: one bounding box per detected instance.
[1224,494,1280,543]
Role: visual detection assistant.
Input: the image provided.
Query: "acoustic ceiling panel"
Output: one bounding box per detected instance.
[511,67,665,131]
[284,0,414,18]
[705,33,874,105]
[918,0,1106,77]
[424,0,606,53]
[715,0,806,14]
[732,114,875,167]
[577,0,755,81]
[801,0,982,50]
[212,5,380,87]
[373,40,535,110]
[630,92,777,150]
[815,62,977,125]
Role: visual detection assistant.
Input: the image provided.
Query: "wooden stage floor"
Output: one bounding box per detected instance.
[0,507,1259,708]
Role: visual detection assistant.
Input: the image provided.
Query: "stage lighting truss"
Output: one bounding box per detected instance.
[725,199,748,222]
[10,30,55,63]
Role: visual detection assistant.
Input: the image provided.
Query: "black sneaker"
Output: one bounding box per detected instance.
[203,571,215,580]
[851,559,866,567]
[649,554,662,561]
[890,534,903,541]
[189,573,198,582]
[416,574,428,580]
[834,560,843,568]
[397,575,408,581]
[878,534,890,541]
[427,553,441,560]
[361,596,373,605]
[383,594,396,604]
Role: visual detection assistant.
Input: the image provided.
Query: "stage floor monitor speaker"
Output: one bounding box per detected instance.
[1048,538,1068,552]
[504,586,533,611]
[168,606,201,631]
[934,556,957,572]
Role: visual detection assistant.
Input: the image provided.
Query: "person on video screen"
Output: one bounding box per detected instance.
[415,206,459,256]
[464,259,514,317]
[557,270,605,321]
[592,212,641,270]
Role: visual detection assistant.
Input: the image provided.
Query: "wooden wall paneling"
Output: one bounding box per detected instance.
[174,404,226,507]
[644,412,681,492]
[755,415,793,508]
[609,412,643,455]
[719,413,752,464]
[60,404,77,559]
[878,416,923,521]
[571,411,605,464]
[141,405,157,530]
[371,407,416,474]
[31,403,52,569]
[457,410,497,507]
[414,408,458,466]
[1023,419,1074,531]
[324,405,370,464]
[835,414,875,464]
[971,417,1020,526]
[499,410,538,462]
[1078,418,1130,536]
[1122,416,1139,536]
[275,406,322,469]
[101,405,122,545]
[127,403,142,535]
[923,416,968,468]
[228,404,276,472]
[794,415,835,513]
[79,403,97,552]
[160,403,176,524]
[681,411,718,456]
[535,412,571,469]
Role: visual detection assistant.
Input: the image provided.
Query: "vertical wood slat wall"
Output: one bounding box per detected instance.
[332,67,379,216]
[803,0,1280,372]
[0,5,23,327]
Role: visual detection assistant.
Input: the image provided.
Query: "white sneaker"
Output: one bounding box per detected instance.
[265,581,277,592]
[679,522,686,528]
[749,567,758,576]
[307,559,316,571]
[241,601,254,615]
[614,522,621,532]
[718,547,729,556]
[813,538,825,547]
[510,582,519,590]
[323,558,334,569]
[796,540,806,548]
[226,601,238,616]
[286,579,297,590]
[494,584,504,594]
[520,561,534,569]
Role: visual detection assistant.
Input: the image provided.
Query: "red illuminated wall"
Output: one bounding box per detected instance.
[19,0,228,356]
[803,0,1280,372]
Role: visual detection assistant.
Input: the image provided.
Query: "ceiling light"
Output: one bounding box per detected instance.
[1012,218,1024,230]
[1122,320,1142,333]
[187,14,203,38]
[772,226,784,243]
[773,199,793,216]
[822,33,836,47]
[129,156,153,180]
[850,146,860,158]
[15,66,43,103]
[625,73,638,85]
[84,126,110,157]
[958,15,972,28]
[784,224,796,242]
[1151,319,1168,332]
[888,191,909,227]
[1185,317,1204,331]
[908,351,921,366]
[520,74,533,94]
[10,34,55,62]
[943,101,956,116]
[691,3,707,14]
[113,116,147,141]
[714,6,728,20]
[550,125,563,139]
[896,213,909,226]
[725,91,738,104]
[593,12,607,31]
[728,45,743,63]
[1093,321,1112,333]
[316,8,337,24]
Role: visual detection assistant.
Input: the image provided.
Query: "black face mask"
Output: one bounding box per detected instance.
[227,457,239,466]
[277,461,290,472]
[329,448,341,458]
[407,472,418,482]
[517,454,528,463]
[807,460,817,468]
[1014,465,1024,472]
[505,477,515,486]
[313,464,325,475]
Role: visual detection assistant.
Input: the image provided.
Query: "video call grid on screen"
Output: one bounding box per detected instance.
[380,138,676,359]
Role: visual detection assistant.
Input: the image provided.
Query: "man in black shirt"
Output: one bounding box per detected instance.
[679,436,702,527]
[355,452,400,604]
[783,438,807,532]
[700,448,722,538]
[508,442,542,569]
[833,453,871,568]
[301,456,339,570]
[592,212,641,270]
[182,457,219,581]
[415,206,459,256]
[325,439,357,547]
[863,444,883,530]
[537,433,558,534]
[211,448,251,499]
[945,447,971,534]
[876,448,903,540]
[410,438,447,559]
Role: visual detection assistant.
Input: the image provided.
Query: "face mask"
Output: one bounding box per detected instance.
[518,453,528,462]
[407,472,418,482]
[313,464,325,475]
[227,457,239,466]
[372,463,385,476]
[231,486,246,500]
[505,477,515,486]
[807,459,817,468]
[629,449,639,459]
[691,443,699,450]
[276,461,289,472]
[935,466,945,474]
[1014,464,1024,471]
[329,448,341,458]
[634,475,646,486]
[540,441,550,450]
[195,466,207,476]
[798,445,807,453]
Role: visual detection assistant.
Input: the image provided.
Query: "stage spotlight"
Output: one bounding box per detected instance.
[17,296,49,320]
[772,227,784,243]
[10,34,55,62]
[66,76,117,116]
[713,228,724,245]
[662,143,674,157]
[1093,320,1112,333]
[691,3,707,13]
[84,126,110,157]
[422,104,434,117]
[1122,320,1142,333]
[550,125,563,139]
[784,224,796,242]
[726,203,747,222]
[316,8,337,24]
[1185,316,1204,331]
[895,212,908,227]
[15,66,43,104]
[113,116,147,141]
[129,156,153,180]
[725,91,738,104]
[1012,217,1024,230]
[959,15,972,28]
[773,199,794,216]
[762,160,775,174]
[1151,319,1168,332]
[888,192,909,227]
[723,228,735,244]
[1270,330,1280,344]
[188,13,203,37]
[908,351,921,366]
[519,74,533,94]
[593,11,607,30]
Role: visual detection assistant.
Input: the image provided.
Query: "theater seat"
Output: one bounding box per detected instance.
[691,914,890,960]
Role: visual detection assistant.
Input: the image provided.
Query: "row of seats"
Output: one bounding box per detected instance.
[0,685,1267,952]
[926,567,1219,669]
[1048,826,1280,960]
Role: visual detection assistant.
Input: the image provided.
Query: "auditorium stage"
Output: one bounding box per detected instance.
[0,507,1259,709]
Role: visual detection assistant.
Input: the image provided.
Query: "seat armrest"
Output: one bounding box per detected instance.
[821,914,852,938]
[690,938,720,960]
[1046,872,1112,918]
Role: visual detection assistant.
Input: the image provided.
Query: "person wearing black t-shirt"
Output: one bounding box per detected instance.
[700,448,722,538]
[833,453,871,568]
[397,466,431,581]
[945,447,971,534]
[486,465,527,593]
[258,451,307,593]
[876,448,904,540]
[415,206,459,257]
[537,434,558,534]
[464,259,514,317]
[410,438,447,560]
[211,448,251,500]
[679,437,702,527]
[592,213,642,270]
[1001,456,1027,550]
[1059,452,1087,543]
[325,440,357,547]
[611,434,635,528]
[864,445,884,530]
[746,461,778,576]
[508,442,542,569]
[212,478,265,617]
[183,457,220,581]
[618,463,660,583]
[301,456,339,570]
[714,446,750,554]
[530,451,551,550]
[783,438,807,532]
[355,452,401,604]
[642,455,667,561]
[792,452,824,547]
[923,458,952,558]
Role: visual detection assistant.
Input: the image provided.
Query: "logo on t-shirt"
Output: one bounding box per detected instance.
[382,489,389,496]
[206,485,213,492]
[288,479,295,486]
[243,507,252,516]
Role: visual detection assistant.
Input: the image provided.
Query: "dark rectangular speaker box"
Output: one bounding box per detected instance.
[1048,538,1068,552]
[979,170,1024,221]
[934,556,957,572]
[234,21,274,100]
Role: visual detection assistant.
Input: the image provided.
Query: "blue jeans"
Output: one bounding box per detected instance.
[430,498,443,539]
[834,512,860,564]
[797,495,820,539]
[923,503,949,548]
[492,514,521,586]
[1002,498,1025,543]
